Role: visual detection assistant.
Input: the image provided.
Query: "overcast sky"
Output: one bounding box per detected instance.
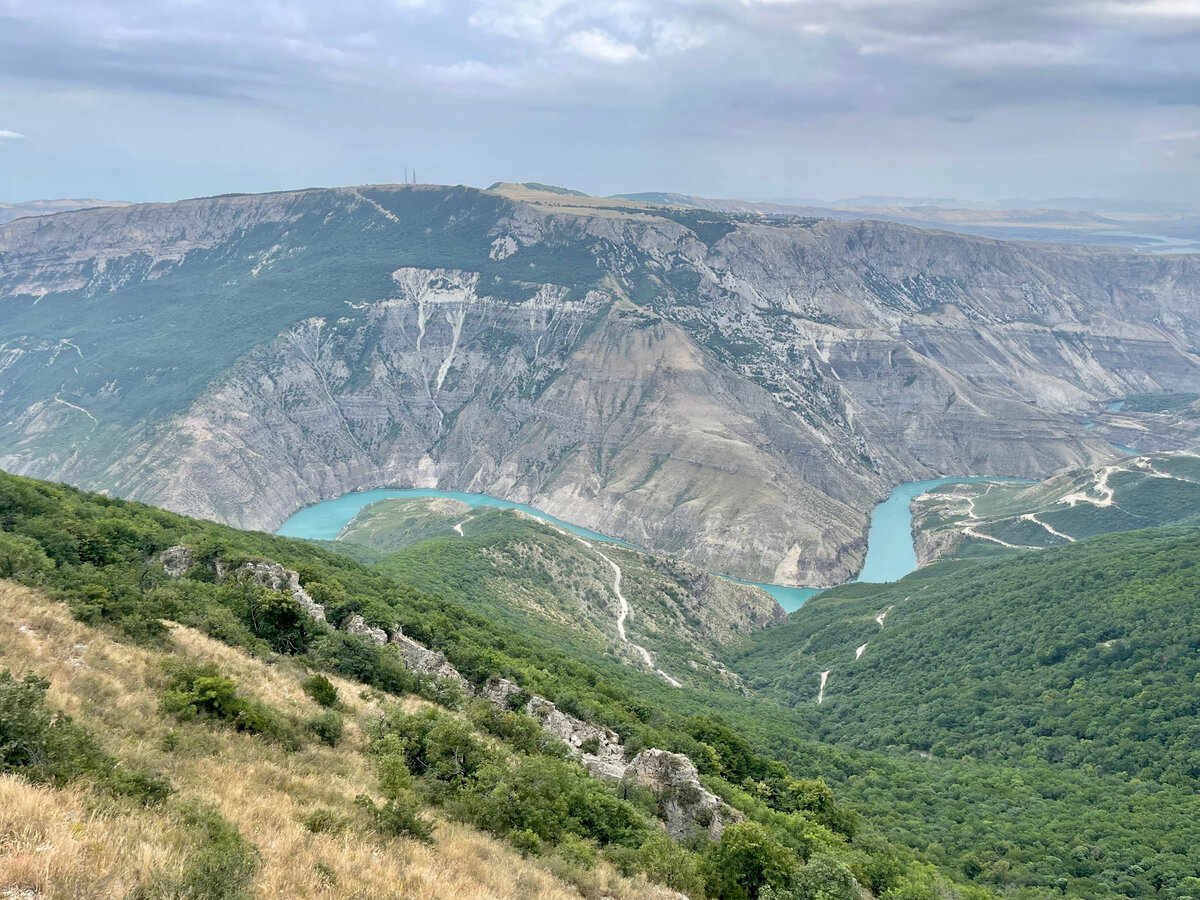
[1,0,1199,205]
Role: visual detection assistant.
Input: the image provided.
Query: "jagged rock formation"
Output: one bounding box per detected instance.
[480,675,524,708]
[6,183,1200,584]
[527,696,628,781]
[159,549,338,626]
[625,749,737,841]
[480,677,627,779]
[224,558,330,625]
[158,545,195,578]
[390,626,470,687]
[342,613,388,646]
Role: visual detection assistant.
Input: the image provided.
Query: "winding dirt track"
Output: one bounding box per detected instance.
[521,511,682,687]
[590,544,683,687]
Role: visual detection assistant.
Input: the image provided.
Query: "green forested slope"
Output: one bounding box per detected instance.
[0,469,955,900]
[734,528,1200,780]
[339,498,780,688]
[729,528,1200,897]
[7,468,1200,899]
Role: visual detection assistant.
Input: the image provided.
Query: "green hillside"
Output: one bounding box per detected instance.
[730,527,1200,897]
[734,527,1200,779]
[7,468,1200,899]
[912,453,1200,559]
[338,497,781,688]
[0,469,956,900]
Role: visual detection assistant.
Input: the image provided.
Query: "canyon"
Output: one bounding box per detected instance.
[2,183,1199,584]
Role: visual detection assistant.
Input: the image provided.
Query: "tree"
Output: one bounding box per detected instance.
[704,822,799,900]
[0,532,53,582]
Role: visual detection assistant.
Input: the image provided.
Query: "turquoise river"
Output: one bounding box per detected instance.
[278,478,1029,612]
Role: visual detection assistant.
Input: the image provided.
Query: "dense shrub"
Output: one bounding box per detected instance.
[0,531,54,582]
[160,661,299,748]
[0,669,171,804]
[133,803,259,900]
[1,671,101,783]
[299,807,350,835]
[355,730,434,841]
[608,829,706,898]
[355,793,434,842]
[301,673,339,708]
[306,710,345,747]
[464,754,650,848]
[703,822,799,900]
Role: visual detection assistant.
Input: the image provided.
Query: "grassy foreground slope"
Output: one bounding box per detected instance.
[1,581,677,900]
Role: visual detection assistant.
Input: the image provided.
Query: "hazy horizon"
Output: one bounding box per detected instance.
[4,185,1200,216]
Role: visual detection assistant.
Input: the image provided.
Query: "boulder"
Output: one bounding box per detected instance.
[158,545,195,578]
[233,560,330,625]
[526,696,627,781]
[480,676,524,708]
[625,749,736,841]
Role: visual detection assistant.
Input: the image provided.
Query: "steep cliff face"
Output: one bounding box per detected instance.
[2,183,1198,584]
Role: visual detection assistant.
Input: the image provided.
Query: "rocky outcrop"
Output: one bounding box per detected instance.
[527,696,628,781]
[231,560,329,626]
[625,749,738,841]
[158,545,195,578]
[390,626,469,687]
[7,184,1194,584]
[479,677,628,779]
[342,614,387,646]
[158,551,331,626]
[157,553,731,843]
[480,676,524,708]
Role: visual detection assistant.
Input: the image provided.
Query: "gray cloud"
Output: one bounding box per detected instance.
[0,0,1197,203]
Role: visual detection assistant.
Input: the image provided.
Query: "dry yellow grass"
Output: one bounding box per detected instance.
[0,581,679,900]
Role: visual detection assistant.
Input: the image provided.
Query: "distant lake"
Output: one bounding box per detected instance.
[279,476,1035,612]
[1094,231,1200,254]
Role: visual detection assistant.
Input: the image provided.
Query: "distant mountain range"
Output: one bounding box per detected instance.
[612,190,1200,253]
[0,198,131,224]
